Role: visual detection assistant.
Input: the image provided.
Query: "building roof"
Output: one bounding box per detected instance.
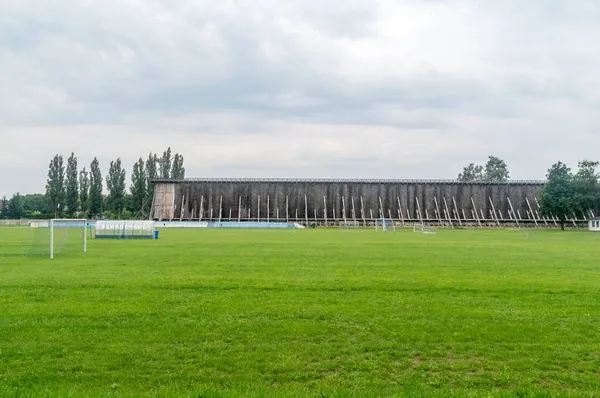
[151,178,547,185]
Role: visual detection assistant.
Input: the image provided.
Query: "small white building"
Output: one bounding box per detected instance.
[588,218,600,232]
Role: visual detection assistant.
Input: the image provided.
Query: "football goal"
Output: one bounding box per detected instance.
[413,224,437,234]
[23,219,88,259]
[375,218,395,232]
[339,220,360,228]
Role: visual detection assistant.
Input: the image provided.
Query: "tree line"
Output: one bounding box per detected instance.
[0,147,185,220]
[456,155,600,230]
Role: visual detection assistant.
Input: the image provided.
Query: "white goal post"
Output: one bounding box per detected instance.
[50,219,87,259]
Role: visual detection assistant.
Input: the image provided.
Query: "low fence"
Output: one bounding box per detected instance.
[155,221,305,229]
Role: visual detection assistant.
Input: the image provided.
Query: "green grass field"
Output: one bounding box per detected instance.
[1,227,600,397]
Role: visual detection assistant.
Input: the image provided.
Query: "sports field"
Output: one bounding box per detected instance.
[1,227,599,397]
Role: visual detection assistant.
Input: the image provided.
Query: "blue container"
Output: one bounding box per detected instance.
[154,230,159,239]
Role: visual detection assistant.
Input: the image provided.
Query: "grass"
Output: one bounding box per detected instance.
[0,226,599,397]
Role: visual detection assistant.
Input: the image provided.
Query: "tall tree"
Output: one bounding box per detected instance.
[572,160,600,218]
[145,153,158,213]
[160,147,172,179]
[483,156,510,182]
[457,163,484,182]
[88,158,103,218]
[457,156,510,182]
[1,195,9,218]
[65,152,79,217]
[106,158,127,218]
[171,153,185,179]
[130,157,147,215]
[8,193,24,219]
[22,194,49,218]
[45,154,65,218]
[79,167,90,215]
[539,161,574,230]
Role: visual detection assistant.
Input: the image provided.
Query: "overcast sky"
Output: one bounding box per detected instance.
[2,0,600,197]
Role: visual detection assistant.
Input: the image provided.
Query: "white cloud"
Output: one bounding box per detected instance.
[1,0,600,196]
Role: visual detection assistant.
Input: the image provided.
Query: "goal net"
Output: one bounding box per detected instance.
[413,224,436,234]
[23,219,87,259]
[339,220,360,228]
[375,218,395,232]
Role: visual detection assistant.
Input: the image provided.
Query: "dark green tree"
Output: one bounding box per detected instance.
[145,153,158,213]
[572,160,600,218]
[45,154,65,218]
[1,196,8,218]
[79,167,90,215]
[130,157,147,215]
[171,153,185,179]
[160,147,172,179]
[457,156,510,182]
[106,158,126,218]
[8,192,24,219]
[65,152,79,217]
[88,158,103,218]
[457,163,484,182]
[539,161,574,230]
[483,156,510,182]
[22,194,49,218]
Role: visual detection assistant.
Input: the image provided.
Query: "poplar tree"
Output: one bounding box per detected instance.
[130,157,147,214]
[45,154,65,218]
[88,158,103,218]
[79,168,90,215]
[106,158,126,218]
[65,152,79,216]
[171,153,185,179]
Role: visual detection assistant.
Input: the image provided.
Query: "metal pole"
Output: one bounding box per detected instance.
[305,195,308,225]
[434,197,443,227]
[507,197,519,227]
[525,198,538,227]
[488,197,500,227]
[471,197,482,227]
[218,196,223,222]
[258,195,261,221]
[324,196,328,226]
[452,196,464,227]
[199,196,204,221]
[50,219,54,259]
[443,197,453,228]
[360,196,366,225]
[83,220,87,253]
[267,196,270,223]
[180,195,185,221]
[416,197,424,227]
[397,197,405,226]
[238,196,242,222]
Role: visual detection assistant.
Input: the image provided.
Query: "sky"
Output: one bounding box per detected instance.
[2,0,600,197]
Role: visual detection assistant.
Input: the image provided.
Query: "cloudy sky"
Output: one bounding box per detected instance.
[2,0,600,196]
